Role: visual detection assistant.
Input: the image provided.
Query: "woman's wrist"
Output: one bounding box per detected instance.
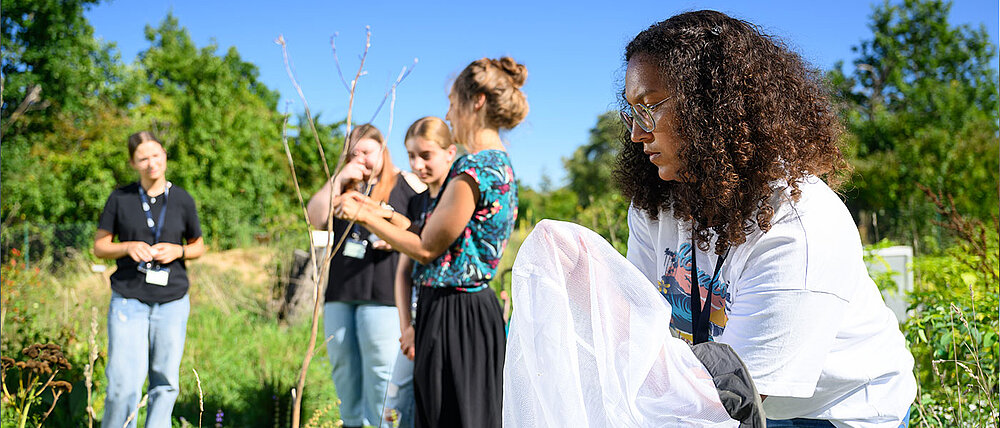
[180,244,186,260]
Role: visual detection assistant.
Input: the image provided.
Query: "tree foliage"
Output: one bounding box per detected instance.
[563,111,623,207]
[829,0,999,250]
[1,5,343,250]
[520,111,630,252]
[132,14,295,247]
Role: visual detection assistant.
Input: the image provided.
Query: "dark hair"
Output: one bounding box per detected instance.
[127,131,162,160]
[614,10,847,254]
[452,57,529,137]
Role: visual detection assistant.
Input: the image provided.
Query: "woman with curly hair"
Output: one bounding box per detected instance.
[619,11,915,426]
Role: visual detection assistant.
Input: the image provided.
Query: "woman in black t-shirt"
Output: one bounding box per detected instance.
[94,131,204,428]
[305,124,423,428]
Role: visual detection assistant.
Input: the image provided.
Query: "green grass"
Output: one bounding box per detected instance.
[1,247,341,427]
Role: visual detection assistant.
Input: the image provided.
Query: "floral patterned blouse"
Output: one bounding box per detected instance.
[412,150,518,292]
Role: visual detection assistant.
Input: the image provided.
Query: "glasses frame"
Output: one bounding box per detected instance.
[620,97,670,133]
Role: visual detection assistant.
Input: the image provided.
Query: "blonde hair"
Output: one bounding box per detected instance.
[346,123,397,203]
[452,57,529,141]
[405,116,455,150]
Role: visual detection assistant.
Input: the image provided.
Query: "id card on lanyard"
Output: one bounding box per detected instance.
[342,185,376,259]
[343,222,368,259]
[136,182,172,286]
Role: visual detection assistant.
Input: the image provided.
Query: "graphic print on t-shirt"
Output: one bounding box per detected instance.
[656,242,731,342]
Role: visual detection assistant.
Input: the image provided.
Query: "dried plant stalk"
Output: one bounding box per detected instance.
[85,307,99,428]
[122,394,148,428]
[279,27,415,428]
[193,369,204,428]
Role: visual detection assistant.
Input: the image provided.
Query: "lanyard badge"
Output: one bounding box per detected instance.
[137,182,172,286]
[343,223,368,259]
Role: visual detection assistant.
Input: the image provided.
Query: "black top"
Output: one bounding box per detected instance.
[98,182,202,304]
[325,174,422,306]
[407,190,435,235]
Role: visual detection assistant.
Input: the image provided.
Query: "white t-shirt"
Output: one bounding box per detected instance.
[626,176,916,427]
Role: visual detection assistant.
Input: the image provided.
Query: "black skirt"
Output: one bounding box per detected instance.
[413,286,505,428]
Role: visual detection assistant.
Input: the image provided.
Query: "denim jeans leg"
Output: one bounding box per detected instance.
[145,295,190,428]
[102,292,151,428]
[356,304,401,426]
[324,302,364,426]
[385,350,415,428]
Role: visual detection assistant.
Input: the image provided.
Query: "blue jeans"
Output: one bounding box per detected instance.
[385,350,415,428]
[102,292,189,428]
[323,302,400,427]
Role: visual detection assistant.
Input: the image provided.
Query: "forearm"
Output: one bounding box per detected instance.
[180,238,205,260]
[306,178,341,228]
[93,240,130,260]
[361,215,441,264]
[394,255,415,331]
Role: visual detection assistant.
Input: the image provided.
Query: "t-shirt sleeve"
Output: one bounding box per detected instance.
[454,155,489,206]
[97,192,119,235]
[625,203,658,285]
[718,219,847,398]
[182,191,203,241]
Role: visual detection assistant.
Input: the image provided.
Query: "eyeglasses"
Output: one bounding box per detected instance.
[620,97,670,133]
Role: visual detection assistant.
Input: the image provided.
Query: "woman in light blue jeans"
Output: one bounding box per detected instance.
[307,124,423,428]
[94,131,204,428]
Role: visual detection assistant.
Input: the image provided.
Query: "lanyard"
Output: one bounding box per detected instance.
[348,184,375,240]
[690,230,730,345]
[138,182,170,244]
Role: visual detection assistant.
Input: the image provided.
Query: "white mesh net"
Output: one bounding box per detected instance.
[503,220,738,428]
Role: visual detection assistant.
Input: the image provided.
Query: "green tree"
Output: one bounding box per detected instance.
[518,111,630,252]
[286,112,346,201]
[132,14,297,248]
[563,111,624,207]
[829,0,999,250]
[1,0,134,120]
[1,0,140,230]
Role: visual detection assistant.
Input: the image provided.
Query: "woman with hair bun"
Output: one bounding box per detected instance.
[619,11,915,426]
[333,57,527,428]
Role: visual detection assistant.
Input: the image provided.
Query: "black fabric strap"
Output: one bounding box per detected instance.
[691,230,730,344]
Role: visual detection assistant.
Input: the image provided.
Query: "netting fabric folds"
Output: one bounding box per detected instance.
[503,220,738,428]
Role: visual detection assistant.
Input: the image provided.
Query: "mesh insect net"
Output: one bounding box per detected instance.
[503,220,738,427]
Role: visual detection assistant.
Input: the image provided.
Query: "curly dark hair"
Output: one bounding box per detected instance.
[614,10,847,254]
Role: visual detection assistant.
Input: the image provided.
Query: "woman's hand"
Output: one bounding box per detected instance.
[126,241,155,262]
[371,240,393,251]
[338,160,370,186]
[151,242,183,264]
[333,190,376,223]
[400,325,416,360]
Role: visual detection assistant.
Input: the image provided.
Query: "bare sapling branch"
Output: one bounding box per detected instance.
[283,27,373,428]
[281,25,415,428]
[280,103,324,282]
[368,59,418,124]
[276,35,332,181]
[330,26,372,176]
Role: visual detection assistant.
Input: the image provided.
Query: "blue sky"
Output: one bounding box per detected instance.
[85,0,999,188]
